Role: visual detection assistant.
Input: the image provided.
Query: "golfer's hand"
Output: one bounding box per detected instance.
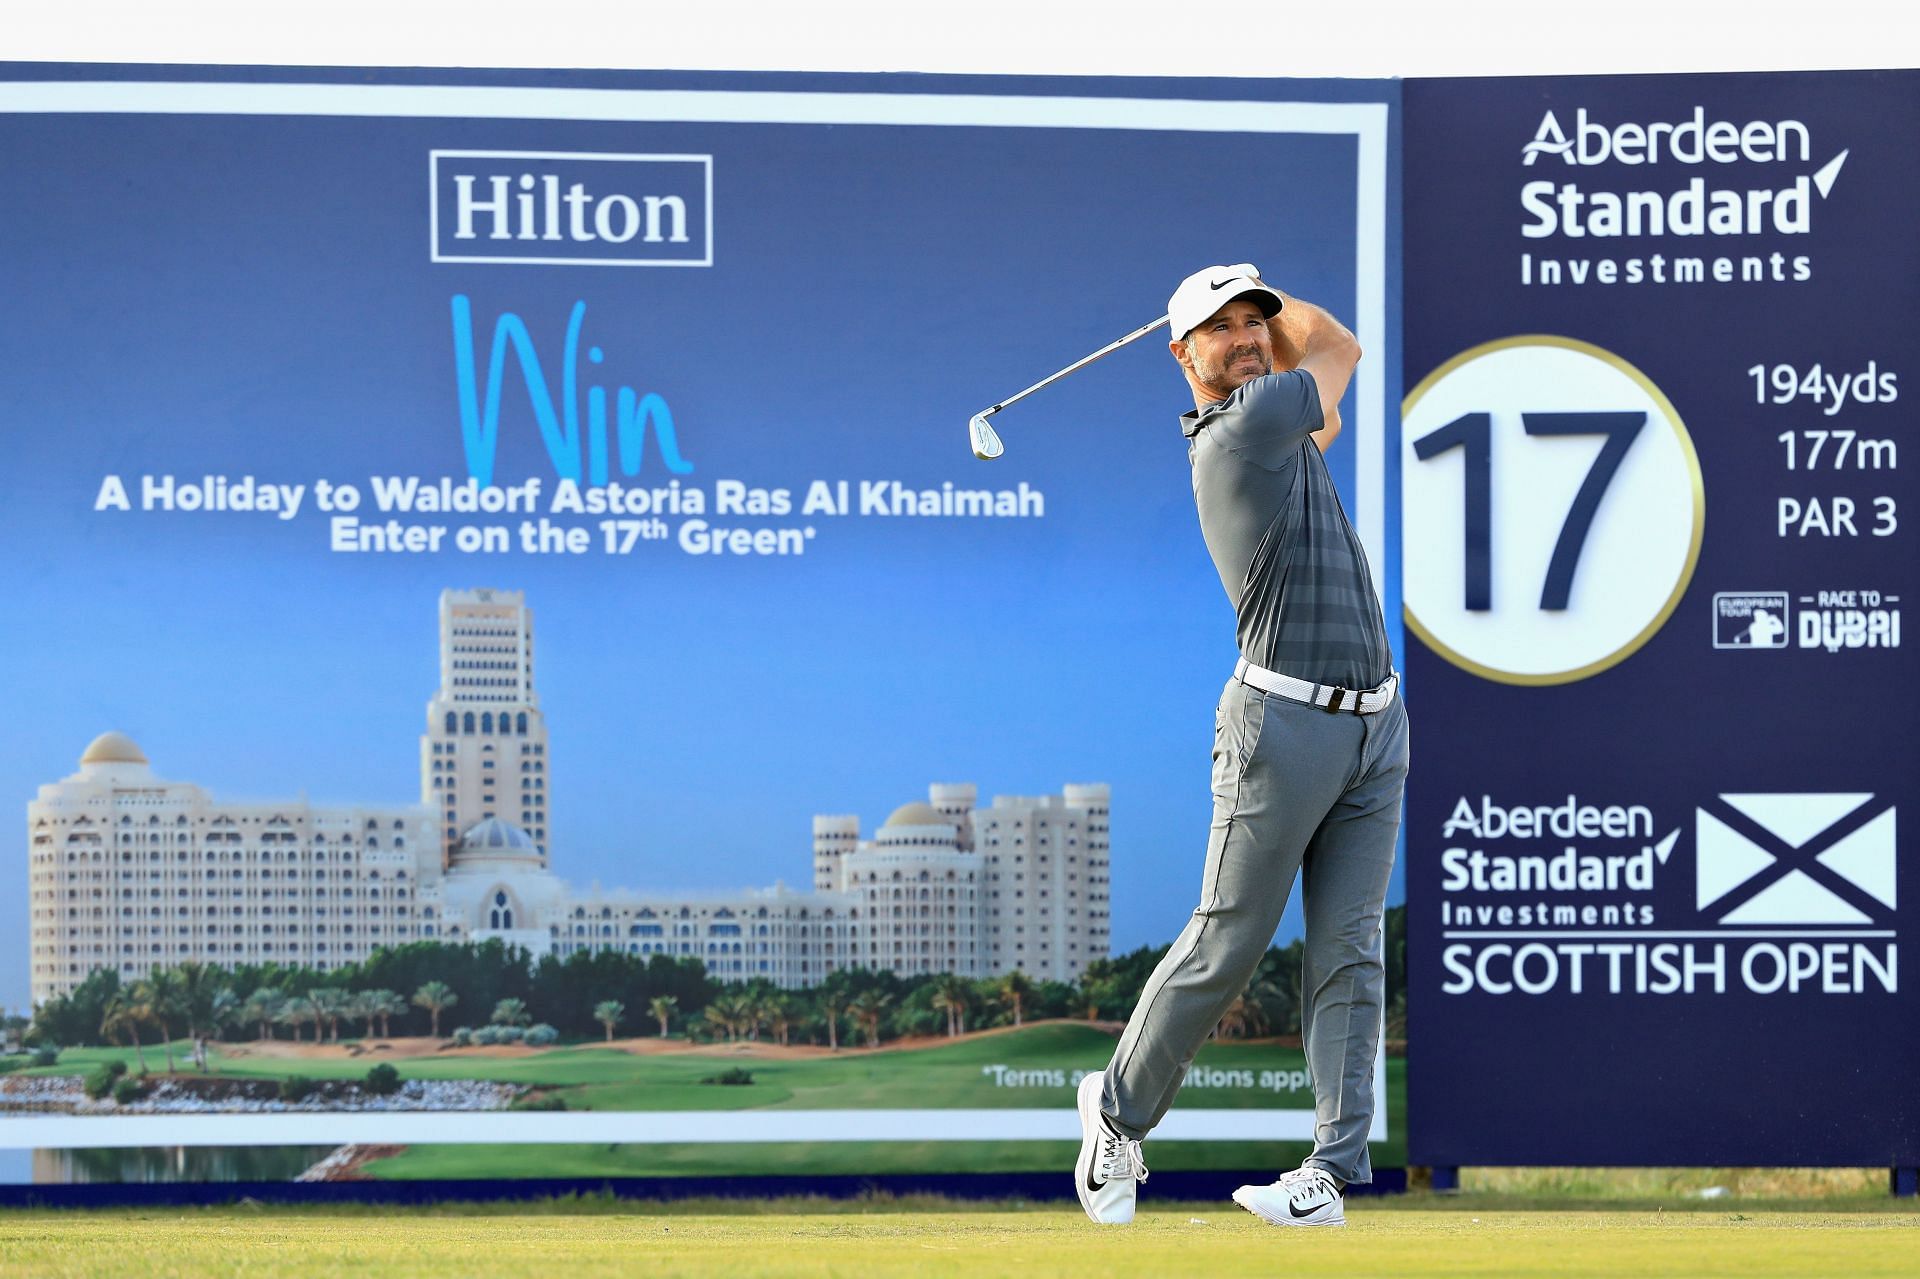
[1266,295,1306,371]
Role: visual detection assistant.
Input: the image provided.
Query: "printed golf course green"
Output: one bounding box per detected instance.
[15,1022,1406,1176]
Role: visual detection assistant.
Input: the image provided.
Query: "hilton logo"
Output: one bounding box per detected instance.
[430,151,713,266]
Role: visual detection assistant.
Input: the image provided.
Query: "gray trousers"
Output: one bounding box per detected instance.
[1101,673,1408,1184]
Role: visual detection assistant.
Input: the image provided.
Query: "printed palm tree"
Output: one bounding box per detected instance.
[297,993,327,1043]
[734,994,761,1040]
[100,989,150,1073]
[933,974,973,1037]
[1221,965,1286,1039]
[929,986,959,1038]
[817,990,846,1052]
[848,990,892,1048]
[143,970,183,1073]
[346,990,378,1039]
[412,982,458,1038]
[242,988,285,1041]
[998,970,1034,1028]
[747,994,780,1042]
[273,999,306,1043]
[171,961,230,1071]
[594,1000,625,1042]
[647,995,677,1038]
[711,994,754,1042]
[1214,993,1256,1040]
[1078,976,1121,1021]
[205,988,238,1066]
[490,997,532,1028]
[702,1002,734,1041]
[310,989,349,1043]
[1245,973,1284,1032]
[368,990,407,1039]
[766,998,796,1047]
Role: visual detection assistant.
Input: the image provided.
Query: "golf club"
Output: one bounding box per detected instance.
[969,314,1171,460]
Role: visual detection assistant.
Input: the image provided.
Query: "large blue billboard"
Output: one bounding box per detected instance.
[0,66,1402,1185]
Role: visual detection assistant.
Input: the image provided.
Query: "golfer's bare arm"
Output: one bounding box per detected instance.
[1265,290,1360,453]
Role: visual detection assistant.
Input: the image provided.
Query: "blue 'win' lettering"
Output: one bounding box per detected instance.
[450,295,693,486]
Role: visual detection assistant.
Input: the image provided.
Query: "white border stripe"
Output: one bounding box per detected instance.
[1351,105,1389,579]
[0,82,1374,134]
[0,1107,1323,1149]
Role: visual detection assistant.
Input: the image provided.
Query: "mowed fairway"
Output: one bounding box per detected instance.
[28,1025,1392,1121]
[1,1206,1914,1279]
[18,1023,1406,1174]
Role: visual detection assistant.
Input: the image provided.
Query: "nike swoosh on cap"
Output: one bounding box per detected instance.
[1208,278,1242,290]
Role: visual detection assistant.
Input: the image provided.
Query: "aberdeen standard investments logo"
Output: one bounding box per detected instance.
[1436,792,1898,998]
[1512,105,1850,289]
[430,151,713,266]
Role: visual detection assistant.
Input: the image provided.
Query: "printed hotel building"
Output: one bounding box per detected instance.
[27,590,1110,1004]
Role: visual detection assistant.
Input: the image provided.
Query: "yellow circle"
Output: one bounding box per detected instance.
[1402,335,1706,686]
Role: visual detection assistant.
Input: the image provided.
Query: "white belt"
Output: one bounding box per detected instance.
[1233,656,1398,715]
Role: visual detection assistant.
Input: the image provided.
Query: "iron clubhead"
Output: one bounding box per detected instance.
[968,412,1005,461]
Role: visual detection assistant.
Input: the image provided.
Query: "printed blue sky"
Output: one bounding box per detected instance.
[0,76,1401,1010]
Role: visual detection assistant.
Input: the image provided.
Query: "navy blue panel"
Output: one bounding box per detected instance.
[1403,70,1920,1168]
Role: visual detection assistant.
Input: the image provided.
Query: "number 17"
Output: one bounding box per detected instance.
[1412,411,1646,611]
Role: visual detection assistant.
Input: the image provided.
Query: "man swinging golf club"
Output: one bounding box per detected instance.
[1076,264,1408,1228]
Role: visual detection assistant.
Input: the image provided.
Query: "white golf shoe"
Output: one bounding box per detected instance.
[1074,1072,1148,1224]
[1232,1166,1346,1227]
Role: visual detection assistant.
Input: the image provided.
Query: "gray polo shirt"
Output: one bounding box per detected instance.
[1181,370,1392,689]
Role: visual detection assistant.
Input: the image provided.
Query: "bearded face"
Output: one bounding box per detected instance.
[1177,298,1273,397]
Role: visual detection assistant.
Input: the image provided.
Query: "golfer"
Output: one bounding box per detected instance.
[1076,264,1408,1228]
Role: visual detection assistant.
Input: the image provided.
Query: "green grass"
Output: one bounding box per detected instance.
[32,1025,1366,1111]
[196,1022,1398,1177]
[1458,1165,1898,1204]
[23,1045,194,1074]
[28,1025,1407,1174]
[0,1206,1912,1278]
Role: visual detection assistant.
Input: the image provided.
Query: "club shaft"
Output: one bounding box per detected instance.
[985,314,1170,414]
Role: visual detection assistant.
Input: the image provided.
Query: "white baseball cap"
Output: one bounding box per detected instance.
[1167,263,1284,339]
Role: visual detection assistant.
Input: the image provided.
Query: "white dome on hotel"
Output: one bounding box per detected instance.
[441,819,568,939]
[876,800,958,850]
[883,801,946,828]
[70,731,160,784]
[81,731,148,765]
[455,817,541,858]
